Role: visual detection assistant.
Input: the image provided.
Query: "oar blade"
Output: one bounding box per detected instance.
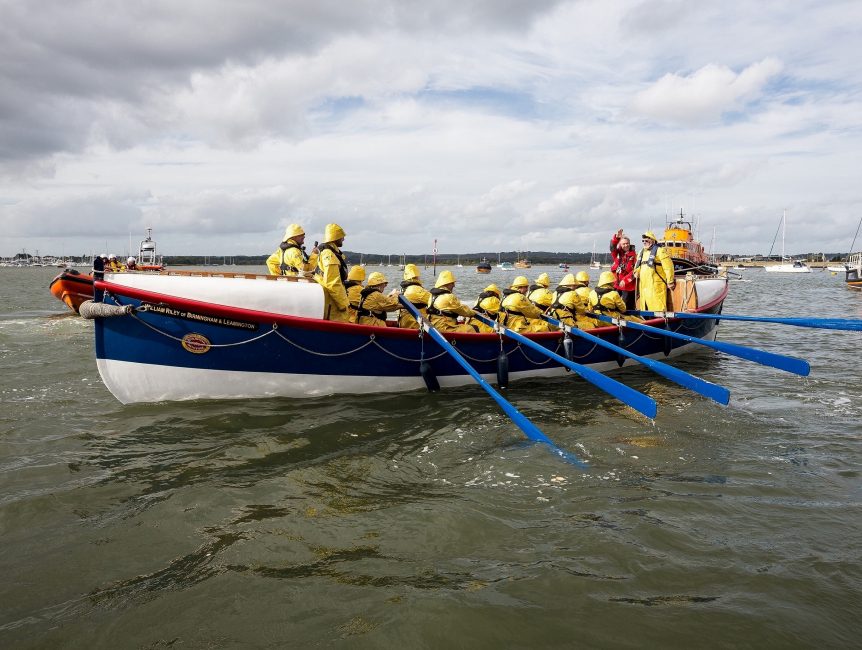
[569,362,658,419]
[599,314,811,377]
[398,296,587,468]
[545,315,730,406]
[634,310,862,332]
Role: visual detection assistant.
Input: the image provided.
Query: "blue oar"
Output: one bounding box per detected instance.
[398,296,587,468]
[631,310,862,332]
[542,314,730,406]
[471,313,657,419]
[589,312,810,376]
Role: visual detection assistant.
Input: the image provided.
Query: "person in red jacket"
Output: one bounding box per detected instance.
[610,229,638,310]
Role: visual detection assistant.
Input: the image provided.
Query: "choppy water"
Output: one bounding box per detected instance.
[1,265,860,648]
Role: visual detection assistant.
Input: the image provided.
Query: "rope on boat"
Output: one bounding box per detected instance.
[79,300,132,319]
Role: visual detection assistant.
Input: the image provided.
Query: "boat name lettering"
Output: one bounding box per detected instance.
[143,303,258,330]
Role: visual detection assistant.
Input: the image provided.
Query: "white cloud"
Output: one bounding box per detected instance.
[1,1,861,257]
[632,58,784,125]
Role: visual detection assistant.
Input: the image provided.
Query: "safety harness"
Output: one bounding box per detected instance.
[356,286,388,321]
[319,243,348,283]
[277,239,309,275]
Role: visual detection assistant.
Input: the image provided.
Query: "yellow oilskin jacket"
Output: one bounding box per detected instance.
[398,287,431,329]
[266,239,318,276]
[428,290,475,333]
[528,287,553,308]
[501,291,550,333]
[588,286,630,328]
[356,288,401,327]
[636,245,675,311]
[317,247,349,321]
[345,281,364,323]
[398,306,425,329]
[551,291,595,330]
[466,314,497,333]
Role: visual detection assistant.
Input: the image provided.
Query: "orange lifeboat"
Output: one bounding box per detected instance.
[662,209,709,265]
[49,269,94,313]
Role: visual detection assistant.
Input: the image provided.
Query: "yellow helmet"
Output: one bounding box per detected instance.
[323,223,346,243]
[534,272,550,288]
[483,283,501,297]
[532,291,553,308]
[598,270,616,286]
[559,273,576,286]
[642,230,657,242]
[558,290,580,310]
[575,270,591,284]
[403,263,421,282]
[367,271,387,286]
[403,284,427,303]
[511,275,530,289]
[347,265,365,281]
[478,295,502,314]
[282,223,304,241]
[435,269,456,287]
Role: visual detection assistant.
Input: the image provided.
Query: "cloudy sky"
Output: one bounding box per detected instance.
[2,0,861,258]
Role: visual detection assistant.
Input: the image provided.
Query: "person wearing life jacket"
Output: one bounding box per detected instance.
[467,294,502,333]
[571,270,591,306]
[266,223,319,277]
[400,263,431,308]
[316,223,350,321]
[472,283,502,311]
[548,288,595,331]
[610,229,638,310]
[588,271,639,327]
[125,256,137,270]
[528,273,553,309]
[107,254,124,272]
[551,273,577,303]
[634,230,675,311]
[399,284,429,329]
[427,270,475,333]
[355,272,400,327]
[501,276,550,333]
[344,265,365,323]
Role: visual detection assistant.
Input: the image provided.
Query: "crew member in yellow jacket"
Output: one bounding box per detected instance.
[316,223,350,321]
[266,223,318,276]
[467,294,502,333]
[355,272,401,327]
[427,270,475,333]
[501,276,550,333]
[399,284,428,329]
[548,289,595,331]
[344,265,365,323]
[573,270,592,305]
[634,231,675,311]
[527,273,553,308]
[472,283,502,310]
[399,263,431,308]
[588,271,641,326]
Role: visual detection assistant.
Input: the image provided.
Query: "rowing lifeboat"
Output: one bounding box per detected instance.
[90,269,729,404]
[49,269,94,313]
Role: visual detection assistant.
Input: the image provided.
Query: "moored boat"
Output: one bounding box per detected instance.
[846,251,862,289]
[476,258,492,273]
[88,269,729,404]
